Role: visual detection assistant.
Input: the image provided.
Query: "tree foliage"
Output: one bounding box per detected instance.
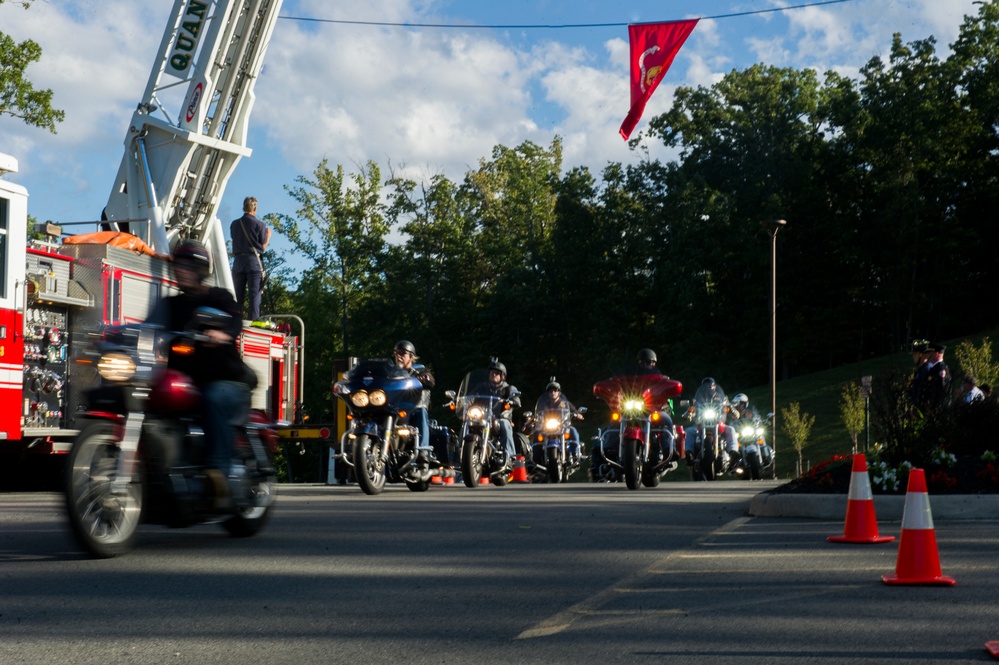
[262,2,999,446]
[0,1,64,132]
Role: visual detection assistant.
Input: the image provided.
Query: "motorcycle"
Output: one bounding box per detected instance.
[522,401,587,483]
[730,415,775,480]
[444,369,520,487]
[590,374,684,489]
[683,382,731,481]
[333,358,452,495]
[64,309,278,558]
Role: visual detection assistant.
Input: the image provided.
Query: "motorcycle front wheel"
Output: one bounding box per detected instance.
[622,438,642,490]
[546,448,562,484]
[353,434,387,495]
[461,437,484,488]
[64,421,144,558]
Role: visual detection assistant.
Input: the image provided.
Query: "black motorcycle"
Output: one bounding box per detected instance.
[333,358,451,495]
[445,369,520,487]
[64,310,278,558]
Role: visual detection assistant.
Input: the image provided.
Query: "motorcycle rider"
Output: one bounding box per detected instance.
[729,393,760,424]
[392,340,435,449]
[472,358,521,465]
[621,348,679,460]
[685,377,737,468]
[146,239,255,498]
[534,378,583,464]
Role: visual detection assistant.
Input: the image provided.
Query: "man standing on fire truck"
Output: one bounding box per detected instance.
[147,240,255,499]
[230,196,271,321]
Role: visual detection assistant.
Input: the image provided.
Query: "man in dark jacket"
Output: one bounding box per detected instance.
[147,240,254,497]
[392,340,435,448]
[230,196,271,321]
[472,358,521,464]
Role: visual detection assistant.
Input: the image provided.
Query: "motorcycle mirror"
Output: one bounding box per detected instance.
[444,390,456,400]
[578,406,588,414]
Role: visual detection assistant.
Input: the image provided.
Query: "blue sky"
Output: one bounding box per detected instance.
[0,0,983,263]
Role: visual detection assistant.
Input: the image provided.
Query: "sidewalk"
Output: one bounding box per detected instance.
[750,490,999,520]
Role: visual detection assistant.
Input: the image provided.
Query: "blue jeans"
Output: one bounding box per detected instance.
[202,381,250,476]
[410,407,430,450]
[496,418,515,458]
[233,269,263,320]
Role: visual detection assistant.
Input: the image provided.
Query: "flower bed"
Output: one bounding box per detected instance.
[769,452,999,495]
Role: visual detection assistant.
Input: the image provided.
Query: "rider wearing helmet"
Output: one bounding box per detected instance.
[472,358,521,464]
[684,377,740,470]
[146,239,254,499]
[534,378,584,463]
[392,340,435,449]
[729,393,759,423]
[618,348,679,461]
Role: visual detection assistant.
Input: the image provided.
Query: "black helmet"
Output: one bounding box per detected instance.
[546,377,561,392]
[637,348,657,365]
[488,357,506,378]
[394,340,416,357]
[701,377,716,386]
[172,239,211,277]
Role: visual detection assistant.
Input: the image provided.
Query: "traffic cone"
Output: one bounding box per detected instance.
[511,456,529,483]
[827,454,895,544]
[986,641,999,659]
[882,468,956,586]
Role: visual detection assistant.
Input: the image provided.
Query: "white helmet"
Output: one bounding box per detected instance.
[732,393,749,408]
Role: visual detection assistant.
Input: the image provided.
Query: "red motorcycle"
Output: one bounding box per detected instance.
[592,374,684,489]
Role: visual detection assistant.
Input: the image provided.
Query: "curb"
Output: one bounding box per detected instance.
[750,491,999,520]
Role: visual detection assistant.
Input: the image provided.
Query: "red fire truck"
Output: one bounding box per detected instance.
[0,0,301,475]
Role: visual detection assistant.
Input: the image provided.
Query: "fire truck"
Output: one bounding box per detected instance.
[0,0,301,472]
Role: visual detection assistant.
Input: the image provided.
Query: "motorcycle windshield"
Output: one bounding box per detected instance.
[455,369,503,415]
[592,374,682,411]
[533,399,571,433]
[693,382,727,409]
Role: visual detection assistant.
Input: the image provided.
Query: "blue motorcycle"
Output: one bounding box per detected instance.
[333,359,450,495]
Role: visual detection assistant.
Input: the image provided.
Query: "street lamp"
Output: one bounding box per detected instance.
[763,219,786,478]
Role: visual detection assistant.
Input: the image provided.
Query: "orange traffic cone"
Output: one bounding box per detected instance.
[882,468,956,586]
[827,454,895,544]
[511,456,529,483]
[986,641,999,659]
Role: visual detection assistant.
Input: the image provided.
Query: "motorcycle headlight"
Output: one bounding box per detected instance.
[369,390,387,407]
[755,426,765,437]
[622,398,645,416]
[740,425,755,438]
[544,417,561,432]
[468,405,485,420]
[351,391,370,408]
[97,352,136,382]
[703,407,718,420]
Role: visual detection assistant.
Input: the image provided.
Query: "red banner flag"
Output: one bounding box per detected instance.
[620,19,698,140]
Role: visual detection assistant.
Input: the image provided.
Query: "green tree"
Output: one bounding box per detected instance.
[781,401,816,476]
[0,1,64,131]
[839,382,867,454]
[952,338,999,390]
[267,159,389,413]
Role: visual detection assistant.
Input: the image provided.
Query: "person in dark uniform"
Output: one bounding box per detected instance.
[392,340,435,448]
[921,342,951,412]
[230,196,271,321]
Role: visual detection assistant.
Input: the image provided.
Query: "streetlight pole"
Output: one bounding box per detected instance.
[763,219,786,478]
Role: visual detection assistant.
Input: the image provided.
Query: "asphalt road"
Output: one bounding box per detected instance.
[2,481,998,664]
